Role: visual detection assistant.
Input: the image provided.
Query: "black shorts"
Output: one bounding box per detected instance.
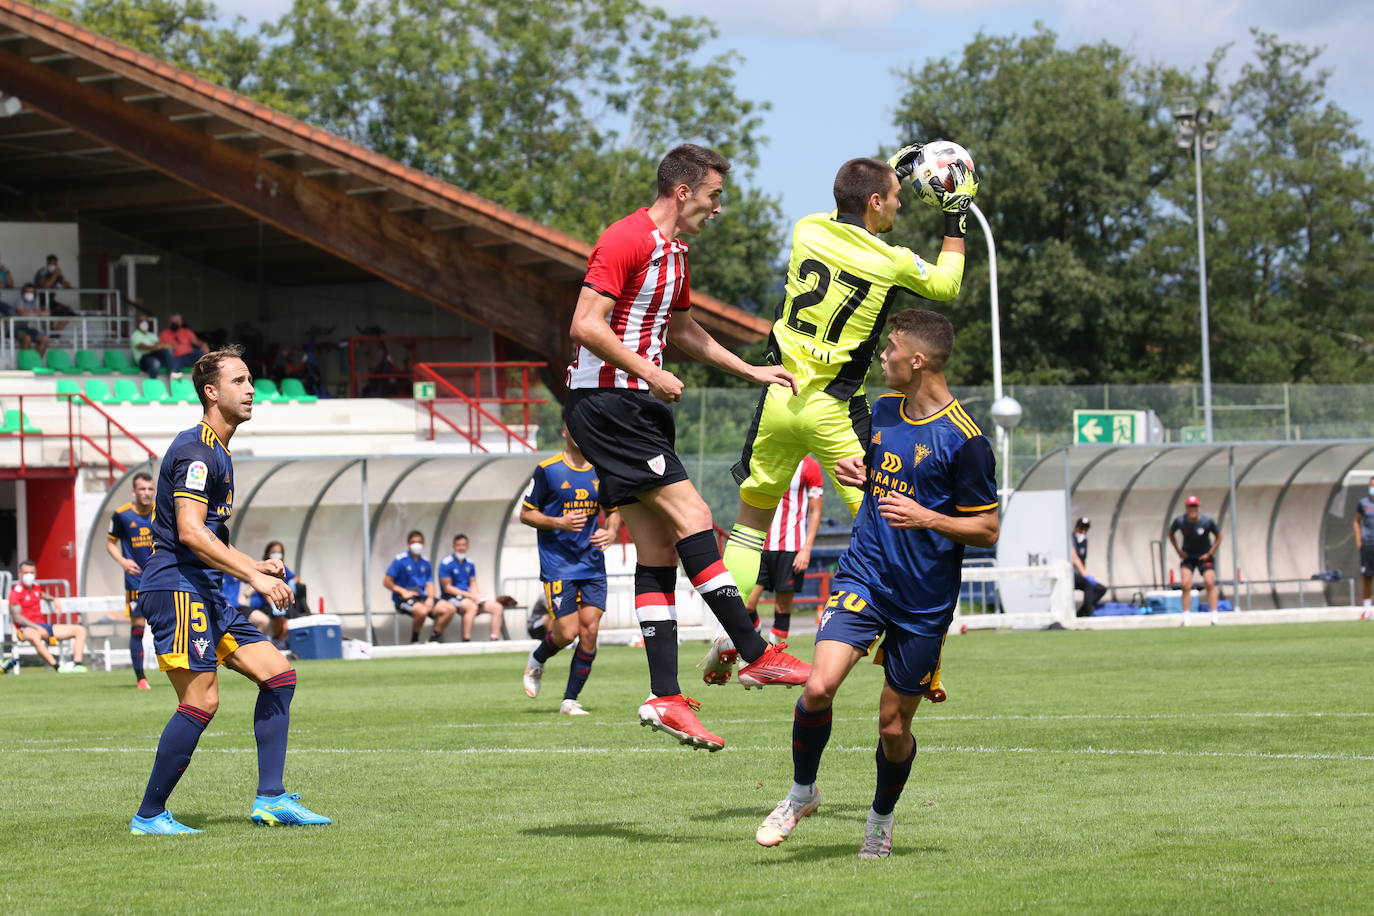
[564,388,690,508]
[1181,555,1215,573]
[1361,544,1374,579]
[757,550,804,594]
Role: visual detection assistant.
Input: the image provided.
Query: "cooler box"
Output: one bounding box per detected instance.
[1142,591,1198,614]
[288,614,342,659]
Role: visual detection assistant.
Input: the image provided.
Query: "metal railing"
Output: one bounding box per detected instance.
[1,313,139,367]
[345,336,472,398]
[0,392,158,483]
[413,362,545,452]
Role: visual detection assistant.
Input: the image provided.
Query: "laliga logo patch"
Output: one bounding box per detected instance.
[913,444,932,466]
[185,460,209,492]
[647,454,666,476]
[192,637,211,659]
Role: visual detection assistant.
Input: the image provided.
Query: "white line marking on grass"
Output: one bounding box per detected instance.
[432,711,1374,729]
[7,745,1374,762]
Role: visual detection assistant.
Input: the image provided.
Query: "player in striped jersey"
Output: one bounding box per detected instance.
[743,455,824,643]
[564,144,811,752]
[714,148,976,683]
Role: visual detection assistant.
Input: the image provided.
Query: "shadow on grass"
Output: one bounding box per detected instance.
[755,842,948,864]
[521,822,687,844]
[689,803,869,822]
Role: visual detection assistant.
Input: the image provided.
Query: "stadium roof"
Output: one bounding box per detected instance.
[0,0,769,366]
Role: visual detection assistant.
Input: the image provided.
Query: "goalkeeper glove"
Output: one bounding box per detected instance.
[887,142,924,182]
[933,160,978,238]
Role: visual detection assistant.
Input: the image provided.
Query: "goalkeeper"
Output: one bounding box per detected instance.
[707,145,977,684]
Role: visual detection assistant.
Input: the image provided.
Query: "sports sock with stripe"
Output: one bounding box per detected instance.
[531,632,563,665]
[678,530,767,663]
[791,695,833,786]
[563,646,596,701]
[722,523,765,598]
[254,669,297,797]
[634,565,680,698]
[129,625,146,681]
[136,704,213,818]
[871,736,917,816]
[772,611,791,635]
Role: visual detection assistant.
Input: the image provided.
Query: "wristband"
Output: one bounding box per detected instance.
[944,210,967,239]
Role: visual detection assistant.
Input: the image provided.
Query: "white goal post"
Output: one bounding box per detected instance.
[955,561,1076,631]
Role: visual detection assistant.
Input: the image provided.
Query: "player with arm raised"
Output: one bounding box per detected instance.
[129,345,329,835]
[106,470,156,689]
[754,308,998,858]
[564,144,811,752]
[713,146,976,684]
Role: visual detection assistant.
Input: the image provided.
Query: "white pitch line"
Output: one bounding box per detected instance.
[5,744,1373,762]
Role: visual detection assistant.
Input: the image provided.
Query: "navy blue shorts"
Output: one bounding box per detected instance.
[142,589,266,672]
[1181,555,1215,573]
[18,621,55,638]
[815,581,947,697]
[543,577,608,619]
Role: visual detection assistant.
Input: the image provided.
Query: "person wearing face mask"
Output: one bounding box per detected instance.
[243,541,307,652]
[1070,517,1108,617]
[7,560,88,672]
[14,282,49,357]
[130,313,171,378]
[1353,477,1374,616]
[157,311,209,375]
[383,531,457,643]
[439,533,510,643]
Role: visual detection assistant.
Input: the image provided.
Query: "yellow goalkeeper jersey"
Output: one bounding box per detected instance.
[766,212,964,399]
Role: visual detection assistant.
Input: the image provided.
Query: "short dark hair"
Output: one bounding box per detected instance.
[834,158,896,216]
[406,530,424,542]
[132,471,153,484]
[887,308,954,368]
[657,144,730,197]
[452,533,469,544]
[192,344,246,410]
[19,559,34,570]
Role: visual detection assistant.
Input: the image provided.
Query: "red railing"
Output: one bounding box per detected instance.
[0,393,159,484]
[413,362,547,452]
[346,336,472,398]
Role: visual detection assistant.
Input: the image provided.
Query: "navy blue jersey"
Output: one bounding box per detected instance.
[834,394,998,637]
[437,553,478,594]
[521,453,607,581]
[139,422,235,595]
[385,553,433,607]
[1357,496,1374,543]
[1170,514,1219,556]
[108,501,155,590]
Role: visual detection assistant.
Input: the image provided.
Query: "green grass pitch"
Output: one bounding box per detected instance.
[2,622,1371,913]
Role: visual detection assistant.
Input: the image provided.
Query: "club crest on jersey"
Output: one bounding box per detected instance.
[879,452,902,473]
[186,461,208,491]
[192,637,211,659]
[647,454,666,476]
[913,444,932,467]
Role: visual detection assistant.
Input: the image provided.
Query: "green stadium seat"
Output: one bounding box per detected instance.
[0,409,41,435]
[254,379,284,403]
[103,349,139,375]
[45,350,75,374]
[84,379,115,405]
[170,376,197,404]
[280,378,318,404]
[112,379,145,405]
[141,378,175,404]
[17,350,53,375]
[75,349,104,374]
[56,379,82,399]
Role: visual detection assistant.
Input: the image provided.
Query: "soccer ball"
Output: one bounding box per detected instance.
[908,140,976,208]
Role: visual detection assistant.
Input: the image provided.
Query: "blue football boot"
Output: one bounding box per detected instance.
[129,811,204,835]
[250,792,332,826]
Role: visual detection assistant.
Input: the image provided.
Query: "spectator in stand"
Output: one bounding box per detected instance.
[1070,517,1109,617]
[33,254,75,322]
[384,530,457,643]
[8,560,88,672]
[158,312,209,375]
[438,534,508,642]
[15,283,49,356]
[130,314,171,378]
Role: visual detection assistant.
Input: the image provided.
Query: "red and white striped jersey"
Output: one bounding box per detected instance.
[765,455,824,551]
[567,208,692,390]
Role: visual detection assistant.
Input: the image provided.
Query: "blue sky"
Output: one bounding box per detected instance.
[219,0,1373,230]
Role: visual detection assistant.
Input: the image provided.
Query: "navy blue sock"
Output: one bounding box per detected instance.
[532,633,563,665]
[635,564,680,698]
[677,530,768,663]
[792,696,833,786]
[136,704,213,818]
[872,737,917,816]
[130,625,146,681]
[254,669,297,797]
[563,647,596,701]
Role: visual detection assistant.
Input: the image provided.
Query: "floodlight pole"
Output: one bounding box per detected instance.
[1191,129,1215,444]
[969,202,1018,493]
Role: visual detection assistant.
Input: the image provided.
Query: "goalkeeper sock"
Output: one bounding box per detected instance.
[722,523,765,599]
